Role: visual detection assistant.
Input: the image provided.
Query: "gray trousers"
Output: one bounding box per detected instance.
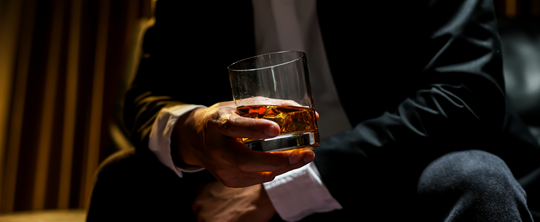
[416,150,533,221]
[87,149,536,221]
[296,150,536,222]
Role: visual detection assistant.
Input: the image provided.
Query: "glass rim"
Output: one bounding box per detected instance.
[227,51,305,72]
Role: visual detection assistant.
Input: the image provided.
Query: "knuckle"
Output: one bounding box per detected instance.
[216,117,230,130]
[222,152,239,167]
[268,161,285,171]
[236,160,251,172]
[199,113,218,135]
[225,153,250,172]
[206,112,220,126]
[218,116,239,134]
[213,167,228,178]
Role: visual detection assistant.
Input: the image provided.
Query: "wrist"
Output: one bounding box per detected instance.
[259,185,277,214]
[171,107,204,167]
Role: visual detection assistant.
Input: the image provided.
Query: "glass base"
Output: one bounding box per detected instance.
[245,131,319,152]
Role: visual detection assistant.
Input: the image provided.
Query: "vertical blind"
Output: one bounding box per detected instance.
[0,0,153,213]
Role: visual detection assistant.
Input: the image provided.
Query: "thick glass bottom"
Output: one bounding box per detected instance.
[244,131,320,152]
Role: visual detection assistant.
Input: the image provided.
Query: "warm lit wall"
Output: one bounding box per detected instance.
[0,0,153,213]
[496,0,540,18]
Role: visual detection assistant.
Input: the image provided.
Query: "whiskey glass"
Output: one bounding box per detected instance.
[228,51,320,152]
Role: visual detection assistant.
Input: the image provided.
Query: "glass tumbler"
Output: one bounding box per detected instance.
[228,51,320,152]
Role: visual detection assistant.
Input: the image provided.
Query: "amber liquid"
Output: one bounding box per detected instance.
[237,105,320,147]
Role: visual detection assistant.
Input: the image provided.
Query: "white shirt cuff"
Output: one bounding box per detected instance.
[263,162,342,221]
[148,104,206,178]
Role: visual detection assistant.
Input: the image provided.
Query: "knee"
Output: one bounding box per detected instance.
[416,151,534,221]
[418,150,525,199]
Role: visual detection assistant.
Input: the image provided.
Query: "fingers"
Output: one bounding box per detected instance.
[223,145,314,172]
[217,147,315,187]
[222,114,280,139]
[222,173,274,188]
[219,156,312,188]
[243,148,315,172]
[199,101,318,188]
[238,97,302,107]
[208,100,318,140]
[213,107,280,139]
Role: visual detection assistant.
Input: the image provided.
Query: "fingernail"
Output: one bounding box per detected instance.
[304,151,315,163]
[289,152,300,165]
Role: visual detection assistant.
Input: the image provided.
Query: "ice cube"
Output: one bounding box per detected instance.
[282,109,313,132]
[263,106,287,131]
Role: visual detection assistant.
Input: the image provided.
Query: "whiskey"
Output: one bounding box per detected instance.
[237,105,320,147]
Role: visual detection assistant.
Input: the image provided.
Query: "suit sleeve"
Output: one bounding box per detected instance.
[123,0,255,153]
[123,44,186,152]
[313,0,508,210]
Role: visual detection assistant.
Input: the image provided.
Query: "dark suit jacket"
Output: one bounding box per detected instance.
[122,0,540,220]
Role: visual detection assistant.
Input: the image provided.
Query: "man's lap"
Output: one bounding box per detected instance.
[87,148,537,221]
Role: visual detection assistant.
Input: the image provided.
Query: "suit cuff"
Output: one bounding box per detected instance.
[148,104,206,178]
[263,162,342,221]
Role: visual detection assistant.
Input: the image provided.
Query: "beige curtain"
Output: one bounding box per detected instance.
[0,0,153,213]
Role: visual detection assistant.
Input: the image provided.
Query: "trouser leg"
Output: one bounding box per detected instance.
[416,150,534,222]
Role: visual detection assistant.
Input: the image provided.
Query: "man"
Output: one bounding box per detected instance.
[87,0,540,221]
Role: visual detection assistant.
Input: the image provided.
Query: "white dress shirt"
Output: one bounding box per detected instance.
[148,0,350,221]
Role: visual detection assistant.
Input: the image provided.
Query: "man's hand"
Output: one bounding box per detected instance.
[172,101,315,187]
[192,181,275,222]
